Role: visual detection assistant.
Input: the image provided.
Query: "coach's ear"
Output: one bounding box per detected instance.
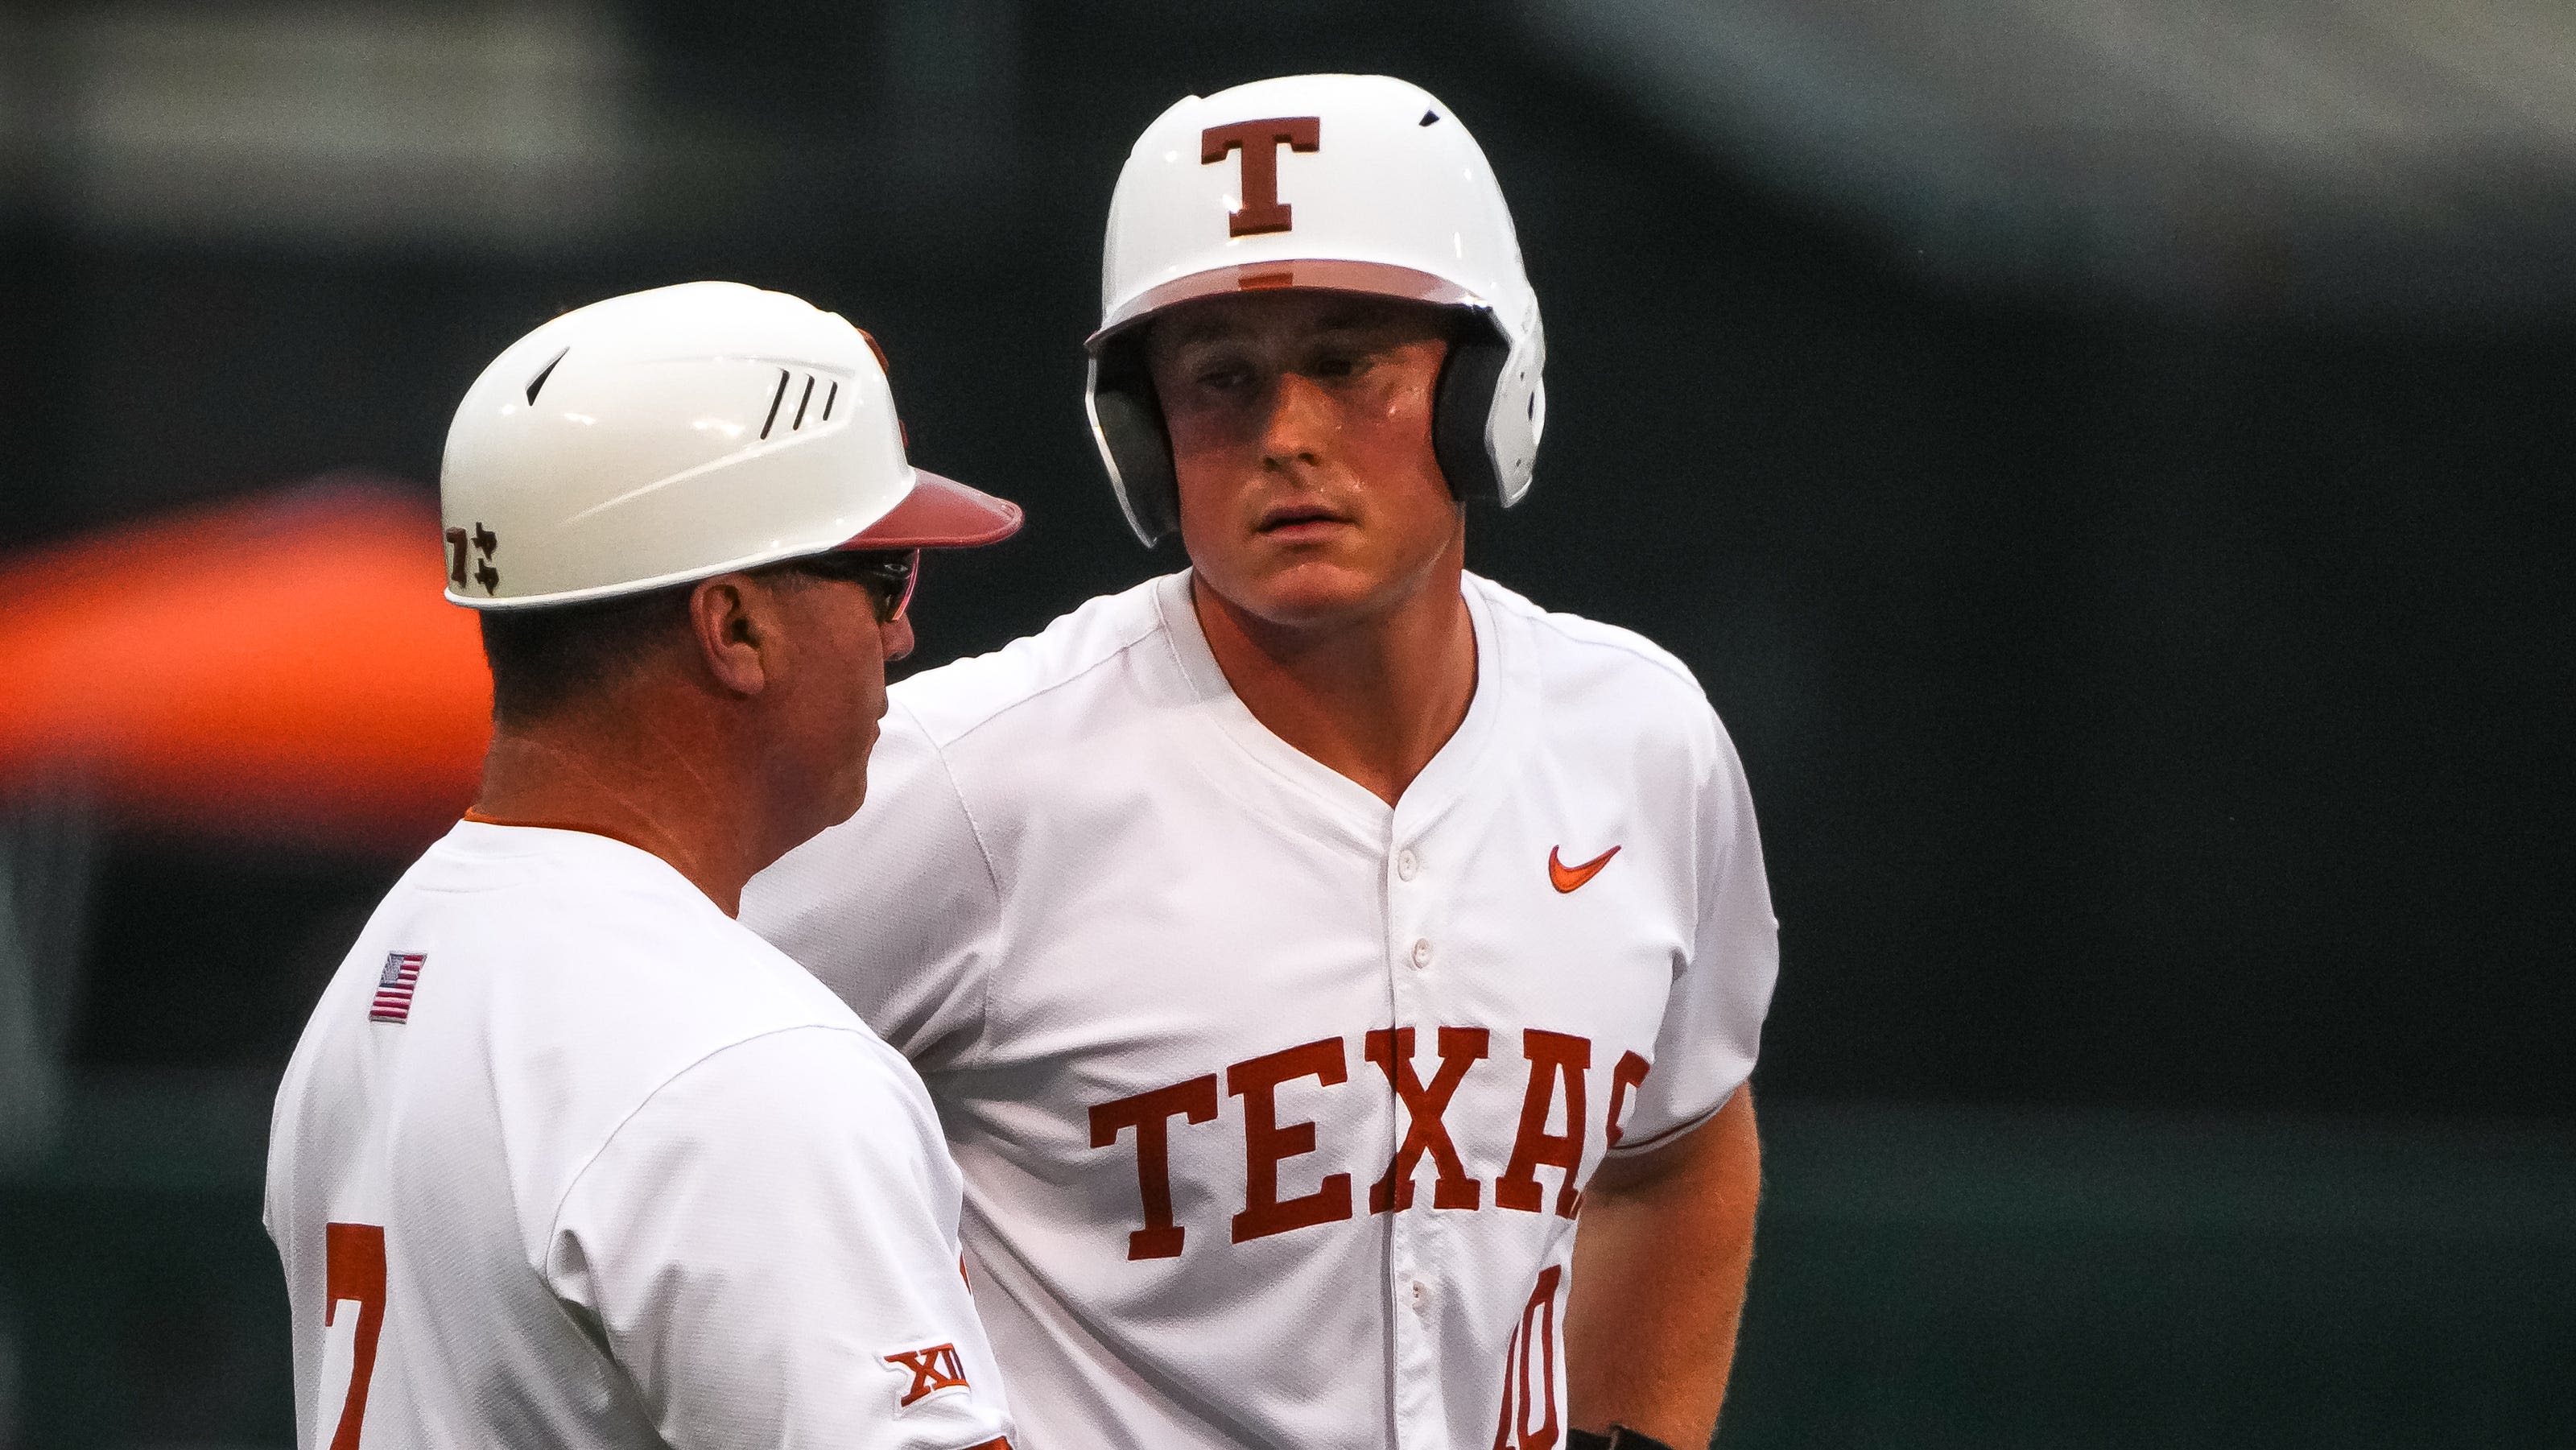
[687,573,782,697]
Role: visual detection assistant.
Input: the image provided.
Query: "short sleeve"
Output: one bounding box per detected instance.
[547,1027,1015,1450]
[743,702,1003,1070]
[1609,712,1780,1155]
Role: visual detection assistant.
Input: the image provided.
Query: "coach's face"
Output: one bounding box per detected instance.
[731,568,914,859]
[1148,290,1461,630]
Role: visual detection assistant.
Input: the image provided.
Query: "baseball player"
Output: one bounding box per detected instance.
[747,75,1777,1450]
[265,283,1026,1450]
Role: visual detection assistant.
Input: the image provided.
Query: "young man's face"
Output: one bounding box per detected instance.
[1146,290,1462,630]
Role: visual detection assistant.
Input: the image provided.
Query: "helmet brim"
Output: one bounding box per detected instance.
[840,469,1024,549]
[1087,259,1484,351]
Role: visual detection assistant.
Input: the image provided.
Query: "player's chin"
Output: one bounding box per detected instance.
[1238,555,1397,626]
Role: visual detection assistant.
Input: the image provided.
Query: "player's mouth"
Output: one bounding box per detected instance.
[1254,500,1354,539]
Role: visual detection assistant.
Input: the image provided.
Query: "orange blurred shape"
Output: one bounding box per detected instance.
[0,478,492,853]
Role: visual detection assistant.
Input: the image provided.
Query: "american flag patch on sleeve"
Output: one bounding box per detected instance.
[371,952,426,1023]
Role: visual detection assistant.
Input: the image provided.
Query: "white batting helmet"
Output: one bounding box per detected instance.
[1084,73,1546,547]
[440,280,1021,609]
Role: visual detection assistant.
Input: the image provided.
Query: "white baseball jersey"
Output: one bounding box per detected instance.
[745,570,1777,1450]
[265,820,1016,1450]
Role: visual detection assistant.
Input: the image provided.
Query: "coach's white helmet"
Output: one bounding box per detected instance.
[1084,73,1546,547]
[440,280,1021,609]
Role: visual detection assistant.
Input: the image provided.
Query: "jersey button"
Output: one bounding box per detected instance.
[1396,849,1420,882]
[1410,938,1433,969]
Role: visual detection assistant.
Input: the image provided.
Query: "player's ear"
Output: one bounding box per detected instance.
[687,574,774,697]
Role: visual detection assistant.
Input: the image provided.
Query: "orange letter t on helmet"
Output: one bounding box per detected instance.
[1203,117,1321,236]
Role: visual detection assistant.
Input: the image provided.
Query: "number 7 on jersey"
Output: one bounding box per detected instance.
[317,1223,387,1450]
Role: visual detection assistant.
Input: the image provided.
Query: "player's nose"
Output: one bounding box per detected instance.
[1257,371,1335,470]
[881,611,915,664]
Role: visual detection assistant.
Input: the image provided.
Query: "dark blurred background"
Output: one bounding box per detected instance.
[2,1,2571,1446]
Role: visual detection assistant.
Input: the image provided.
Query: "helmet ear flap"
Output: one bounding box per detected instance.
[1432,310,1513,506]
[1085,336,1181,547]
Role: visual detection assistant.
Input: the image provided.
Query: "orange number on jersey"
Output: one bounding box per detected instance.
[1492,1263,1563,1450]
[323,1223,388,1450]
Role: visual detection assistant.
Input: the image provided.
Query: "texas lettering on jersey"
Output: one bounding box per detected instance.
[1089,1026,1653,1258]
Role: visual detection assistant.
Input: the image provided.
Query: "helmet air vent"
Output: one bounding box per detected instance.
[761,367,842,440]
[760,368,791,439]
[523,346,569,404]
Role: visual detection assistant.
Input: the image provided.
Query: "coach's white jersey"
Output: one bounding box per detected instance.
[746,571,1777,1450]
[266,821,1015,1450]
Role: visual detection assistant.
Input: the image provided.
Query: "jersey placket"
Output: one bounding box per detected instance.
[1374,588,1527,1450]
[1156,570,1523,1446]
[1382,824,1443,1448]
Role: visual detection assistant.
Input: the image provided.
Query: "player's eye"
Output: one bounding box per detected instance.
[1192,359,1254,392]
[1303,341,1379,381]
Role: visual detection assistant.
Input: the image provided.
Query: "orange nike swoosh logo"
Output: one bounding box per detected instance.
[1548,845,1620,894]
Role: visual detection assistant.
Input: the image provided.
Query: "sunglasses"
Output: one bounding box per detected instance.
[786,548,920,624]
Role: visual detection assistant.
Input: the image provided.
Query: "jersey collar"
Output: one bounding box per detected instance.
[1150,569,1526,845]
